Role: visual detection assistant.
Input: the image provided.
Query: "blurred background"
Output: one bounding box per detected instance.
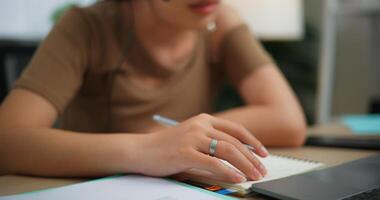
[0,0,379,126]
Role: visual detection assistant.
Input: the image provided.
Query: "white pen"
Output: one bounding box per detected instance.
[152,114,255,152]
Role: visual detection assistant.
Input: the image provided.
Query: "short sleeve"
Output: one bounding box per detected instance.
[13,7,91,114]
[220,24,274,87]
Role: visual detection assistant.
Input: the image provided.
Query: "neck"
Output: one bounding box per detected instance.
[129,1,197,49]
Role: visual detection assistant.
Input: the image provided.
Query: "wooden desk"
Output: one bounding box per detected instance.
[0,146,376,199]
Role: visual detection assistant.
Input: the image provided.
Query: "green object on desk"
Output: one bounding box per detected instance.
[342,115,380,135]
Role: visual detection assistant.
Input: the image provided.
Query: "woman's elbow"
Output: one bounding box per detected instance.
[281,119,307,147]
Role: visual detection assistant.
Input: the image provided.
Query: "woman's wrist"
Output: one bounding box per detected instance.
[116,132,158,175]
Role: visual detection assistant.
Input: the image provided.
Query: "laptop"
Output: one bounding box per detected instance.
[306,135,380,150]
[250,153,380,200]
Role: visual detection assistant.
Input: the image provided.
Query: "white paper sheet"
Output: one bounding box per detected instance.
[0,175,235,200]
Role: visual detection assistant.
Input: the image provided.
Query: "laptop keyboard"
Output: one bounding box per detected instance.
[342,186,380,200]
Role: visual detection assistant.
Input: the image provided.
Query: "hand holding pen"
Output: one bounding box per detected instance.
[153,115,257,152]
[148,114,268,182]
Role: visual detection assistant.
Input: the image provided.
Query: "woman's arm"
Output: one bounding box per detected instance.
[0,89,268,182]
[215,64,307,147]
[0,89,145,177]
[212,5,306,147]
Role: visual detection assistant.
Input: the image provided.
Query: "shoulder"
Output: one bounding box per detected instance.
[57,1,122,31]
[83,0,122,19]
[67,1,122,30]
[215,4,245,34]
[210,4,246,61]
[56,1,125,71]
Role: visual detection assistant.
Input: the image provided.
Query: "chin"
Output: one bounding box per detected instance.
[166,11,218,31]
[179,21,212,31]
[190,14,218,30]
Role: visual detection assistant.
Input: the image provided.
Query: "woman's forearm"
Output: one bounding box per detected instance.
[0,128,146,177]
[0,114,272,183]
[214,105,307,147]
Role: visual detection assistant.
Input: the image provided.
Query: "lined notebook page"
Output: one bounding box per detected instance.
[224,154,324,189]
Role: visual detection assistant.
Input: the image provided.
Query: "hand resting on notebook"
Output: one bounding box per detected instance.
[136,114,268,183]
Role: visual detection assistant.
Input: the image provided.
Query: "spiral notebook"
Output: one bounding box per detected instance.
[192,154,324,195]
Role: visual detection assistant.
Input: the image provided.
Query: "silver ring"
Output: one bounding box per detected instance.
[209,139,218,156]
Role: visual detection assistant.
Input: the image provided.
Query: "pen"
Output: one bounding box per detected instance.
[152,114,255,152]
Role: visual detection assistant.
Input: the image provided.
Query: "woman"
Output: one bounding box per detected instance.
[0,0,306,183]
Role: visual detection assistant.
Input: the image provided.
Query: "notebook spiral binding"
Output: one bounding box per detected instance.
[271,154,322,165]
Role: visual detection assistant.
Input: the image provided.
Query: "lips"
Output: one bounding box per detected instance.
[189,0,220,15]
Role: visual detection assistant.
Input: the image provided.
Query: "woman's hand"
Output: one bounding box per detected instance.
[136,114,269,183]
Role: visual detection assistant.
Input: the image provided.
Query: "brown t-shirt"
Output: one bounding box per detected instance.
[13,1,273,133]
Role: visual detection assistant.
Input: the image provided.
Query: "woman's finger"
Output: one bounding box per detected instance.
[189,150,247,183]
[206,115,269,157]
[206,128,267,177]
[199,138,263,181]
